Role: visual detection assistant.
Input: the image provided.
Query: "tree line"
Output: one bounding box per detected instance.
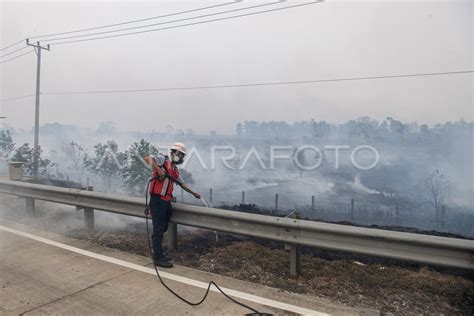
[0,131,193,196]
[236,117,473,143]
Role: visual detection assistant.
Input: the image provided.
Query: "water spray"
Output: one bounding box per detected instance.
[199,197,220,243]
[200,197,209,208]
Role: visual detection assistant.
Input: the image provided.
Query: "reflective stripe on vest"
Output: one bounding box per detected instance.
[150,159,179,201]
[161,177,170,196]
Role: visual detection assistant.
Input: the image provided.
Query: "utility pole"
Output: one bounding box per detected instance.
[26,39,50,178]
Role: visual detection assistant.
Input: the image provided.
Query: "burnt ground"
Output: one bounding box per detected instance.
[66,223,474,316]
[0,198,472,316]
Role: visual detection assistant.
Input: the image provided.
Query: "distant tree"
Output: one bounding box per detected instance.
[424,170,450,230]
[243,121,259,137]
[387,117,407,137]
[85,141,124,190]
[343,117,379,140]
[11,143,51,176]
[62,141,87,185]
[292,120,313,138]
[419,124,432,142]
[310,120,331,140]
[120,139,158,195]
[96,121,117,135]
[236,123,244,137]
[292,147,306,178]
[0,129,15,159]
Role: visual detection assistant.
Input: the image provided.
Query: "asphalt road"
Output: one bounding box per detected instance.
[0,221,373,316]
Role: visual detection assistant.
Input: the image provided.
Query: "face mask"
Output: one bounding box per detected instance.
[172,155,181,163]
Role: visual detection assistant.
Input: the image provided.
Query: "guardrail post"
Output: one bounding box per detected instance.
[165,223,178,251]
[285,211,300,276]
[25,197,35,215]
[84,208,94,231]
[395,203,399,226]
[311,195,315,215]
[84,186,95,231]
[275,194,279,212]
[290,244,300,276]
[441,205,445,230]
[350,199,354,222]
[242,191,245,204]
[209,188,213,205]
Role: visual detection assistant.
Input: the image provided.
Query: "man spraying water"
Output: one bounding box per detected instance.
[143,143,270,315]
[144,142,201,268]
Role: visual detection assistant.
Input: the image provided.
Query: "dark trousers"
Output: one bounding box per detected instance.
[149,194,173,260]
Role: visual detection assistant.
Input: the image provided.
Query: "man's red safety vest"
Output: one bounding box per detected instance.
[149,158,180,201]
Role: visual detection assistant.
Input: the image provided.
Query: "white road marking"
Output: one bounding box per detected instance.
[0,224,329,316]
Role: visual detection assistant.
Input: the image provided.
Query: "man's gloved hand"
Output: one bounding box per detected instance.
[193,192,201,199]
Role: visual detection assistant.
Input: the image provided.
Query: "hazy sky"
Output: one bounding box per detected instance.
[1,0,472,134]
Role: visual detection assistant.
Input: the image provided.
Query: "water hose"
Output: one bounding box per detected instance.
[145,178,271,315]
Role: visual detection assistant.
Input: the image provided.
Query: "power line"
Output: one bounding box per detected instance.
[29,1,240,40]
[0,45,28,59]
[41,70,474,96]
[47,1,324,46]
[42,1,282,43]
[0,94,35,103]
[0,50,35,64]
[0,39,26,52]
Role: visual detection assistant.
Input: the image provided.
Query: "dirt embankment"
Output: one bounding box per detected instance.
[68,224,474,316]
[0,197,472,316]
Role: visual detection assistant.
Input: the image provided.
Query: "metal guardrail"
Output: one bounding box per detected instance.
[0,179,472,270]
